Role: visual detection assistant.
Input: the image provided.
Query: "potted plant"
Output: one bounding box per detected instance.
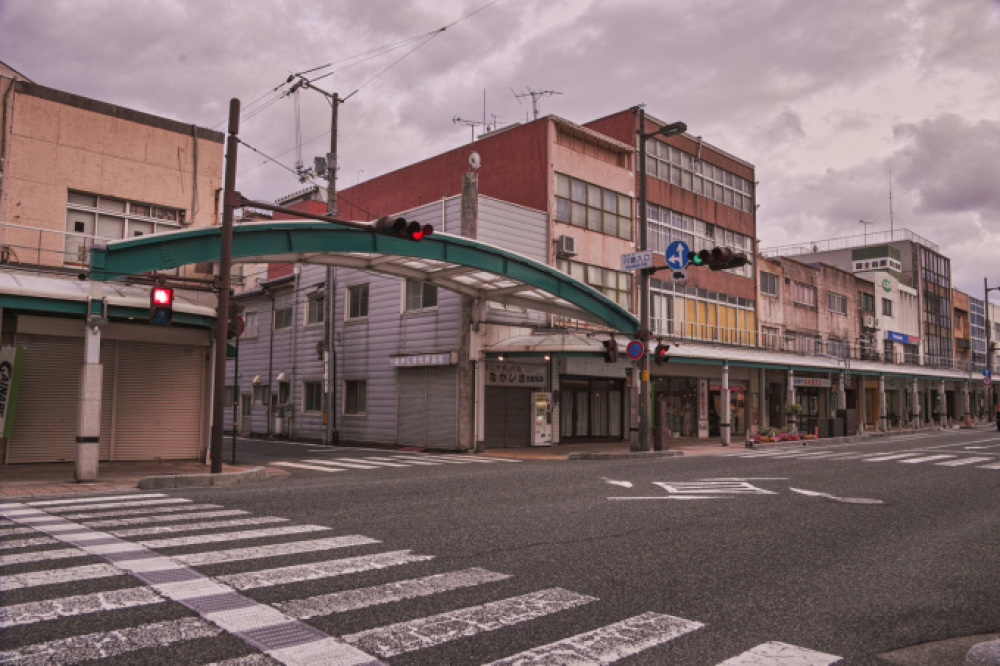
[784,403,803,434]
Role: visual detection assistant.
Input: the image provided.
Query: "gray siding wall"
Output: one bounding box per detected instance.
[226,195,551,445]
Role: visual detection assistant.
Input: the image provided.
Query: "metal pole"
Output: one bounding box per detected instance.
[986,278,994,419]
[636,108,650,452]
[231,333,238,465]
[211,98,239,474]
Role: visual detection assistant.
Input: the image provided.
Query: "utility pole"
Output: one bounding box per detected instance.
[986,278,999,420]
[211,98,240,474]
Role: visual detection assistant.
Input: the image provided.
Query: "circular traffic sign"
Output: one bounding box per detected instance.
[626,339,645,360]
[665,240,690,270]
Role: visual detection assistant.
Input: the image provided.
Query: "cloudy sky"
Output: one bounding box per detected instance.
[2,0,999,299]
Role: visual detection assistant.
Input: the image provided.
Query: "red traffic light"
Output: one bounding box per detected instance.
[654,342,671,365]
[375,216,434,241]
[602,338,619,363]
[149,287,174,325]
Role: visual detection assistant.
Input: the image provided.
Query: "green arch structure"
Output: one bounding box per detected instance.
[89,221,640,334]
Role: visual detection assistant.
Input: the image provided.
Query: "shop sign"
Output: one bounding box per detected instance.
[698,378,709,438]
[390,352,456,367]
[708,383,747,392]
[793,377,831,388]
[485,361,548,388]
[886,331,919,345]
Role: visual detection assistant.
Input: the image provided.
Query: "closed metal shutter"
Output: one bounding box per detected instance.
[483,387,531,448]
[113,342,204,460]
[397,367,458,450]
[7,335,81,463]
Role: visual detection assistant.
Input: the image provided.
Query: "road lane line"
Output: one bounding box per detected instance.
[301,458,383,470]
[0,587,165,628]
[899,454,956,464]
[716,640,841,665]
[484,612,705,665]
[0,617,221,664]
[82,509,249,528]
[0,536,57,550]
[978,461,1000,469]
[218,549,434,590]
[342,588,597,657]
[25,493,168,507]
[1,547,88,566]
[0,562,125,591]
[363,456,441,466]
[276,567,510,618]
[44,498,193,513]
[935,457,994,467]
[135,524,330,549]
[59,504,224,520]
[863,453,925,462]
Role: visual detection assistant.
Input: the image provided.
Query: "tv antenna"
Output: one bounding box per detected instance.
[453,116,485,143]
[513,87,562,120]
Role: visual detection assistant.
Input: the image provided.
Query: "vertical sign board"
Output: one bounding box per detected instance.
[698,378,709,439]
[0,347,25,438]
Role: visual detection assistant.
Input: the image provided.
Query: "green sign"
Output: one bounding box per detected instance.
[882,278,892,293]
[0,346,25,438]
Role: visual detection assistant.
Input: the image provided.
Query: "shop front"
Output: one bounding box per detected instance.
[483,360,549,448]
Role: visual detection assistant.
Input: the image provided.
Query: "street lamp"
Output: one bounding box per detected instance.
[636,108,687,452]
[859,219,871,245]
[986,279,1000,420]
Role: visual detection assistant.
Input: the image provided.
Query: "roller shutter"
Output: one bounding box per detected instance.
[396,366,458,450]
[483,387,532,448]
[113,342,204,460]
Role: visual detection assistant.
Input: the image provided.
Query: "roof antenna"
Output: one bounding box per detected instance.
[513,87,562,120]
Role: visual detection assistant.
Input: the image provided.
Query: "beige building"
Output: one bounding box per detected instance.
[0,64,224,469]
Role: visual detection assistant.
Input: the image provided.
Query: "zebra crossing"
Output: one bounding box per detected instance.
[0,493,842,665]
[722,447,1000,470]
[270,451,522,475]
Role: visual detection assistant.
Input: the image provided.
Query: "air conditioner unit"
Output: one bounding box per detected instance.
[555,235,577,257]
[863,315,876,328]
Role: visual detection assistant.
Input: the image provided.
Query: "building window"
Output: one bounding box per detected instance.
[859,292,875,312]
[306,292,325,325]
[303,382,324,412]
[554,173,633,240]
[273,305,293,330]
[64,191,184,266]
[647,204,754,279]
[345,380,367,415]
[405,280,437,312]
[793,282,817,307]
[347,283,369,319]
[556,258,632,310]
[760,272,778,296]
[241,310,258,339]
[882,298,893,317]
[761,325,781,350]
[253,385,269,405]
[827,292,847,315]
[647,140,754,213]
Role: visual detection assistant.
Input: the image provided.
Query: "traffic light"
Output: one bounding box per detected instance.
[149,286,174,325]
[687,249,711,267]
[654,342,671,365]
[374,216,434,241]
[602,338,619,363]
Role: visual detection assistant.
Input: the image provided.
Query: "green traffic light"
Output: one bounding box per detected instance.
[688,251,705,266]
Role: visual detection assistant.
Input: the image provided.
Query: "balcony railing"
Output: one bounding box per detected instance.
[761,227,938,258]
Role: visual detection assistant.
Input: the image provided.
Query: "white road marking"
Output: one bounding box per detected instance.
[356,458,412,467]
[609,496,731,500]
[277,567,510,619]
[978,461,1000,469]
[790,488,884,505]
[863,453,924,462]
[0,617,221,664]
[603,478,634,488]
[363,456,440,466]
[717,640,841,665]
[0,526,35,536]
[302,458,383,470]
[25,493,168,507]
[0,536,56,550]
[655,481,777,495]
[218,549,434,590]
[1,547,86,566]
[82,509,249,528]
[0,587,165,628]
[0,562,124,591]
[936,457,994,467]
[899,454,956,464]
[108,516,288,537]
[59,503,223,520]
[44,498,193,513]
[392,454,474,464]
[342,588,596,657]
[173,535,380,566]
[270,461,346,472]
[484,612,705,665]
[136,524,330,549]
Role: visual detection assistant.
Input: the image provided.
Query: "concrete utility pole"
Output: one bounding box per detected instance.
[211,98,240,474]
[986,279,999,420]
[325,91,342,446]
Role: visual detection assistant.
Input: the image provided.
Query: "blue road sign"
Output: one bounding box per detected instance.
[626,340,645,360]
[665,240,690,270]
[985,368,992,378]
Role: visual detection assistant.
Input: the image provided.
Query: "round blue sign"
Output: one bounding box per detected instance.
[665,240,690,270]
[626,340,645,360]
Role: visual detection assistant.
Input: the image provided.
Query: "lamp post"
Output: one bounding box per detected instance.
[859,219,871,246]
[986,279,1000,420]
[636,108,687,451]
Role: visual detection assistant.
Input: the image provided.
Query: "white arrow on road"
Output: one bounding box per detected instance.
[790,488,884,505]
[602,478,633,488]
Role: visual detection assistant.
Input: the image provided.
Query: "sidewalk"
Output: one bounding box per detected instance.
[2,424,987,500]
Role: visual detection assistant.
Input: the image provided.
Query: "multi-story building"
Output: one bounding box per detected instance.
[0,63,224,468]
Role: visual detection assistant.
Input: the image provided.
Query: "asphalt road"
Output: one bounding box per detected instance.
[2,428,999,665]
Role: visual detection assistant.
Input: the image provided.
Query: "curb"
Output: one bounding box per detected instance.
[138,466,268,490]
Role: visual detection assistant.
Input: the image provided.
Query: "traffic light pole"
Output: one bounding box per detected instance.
[635,108,686,452]
[210,98,240,474]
